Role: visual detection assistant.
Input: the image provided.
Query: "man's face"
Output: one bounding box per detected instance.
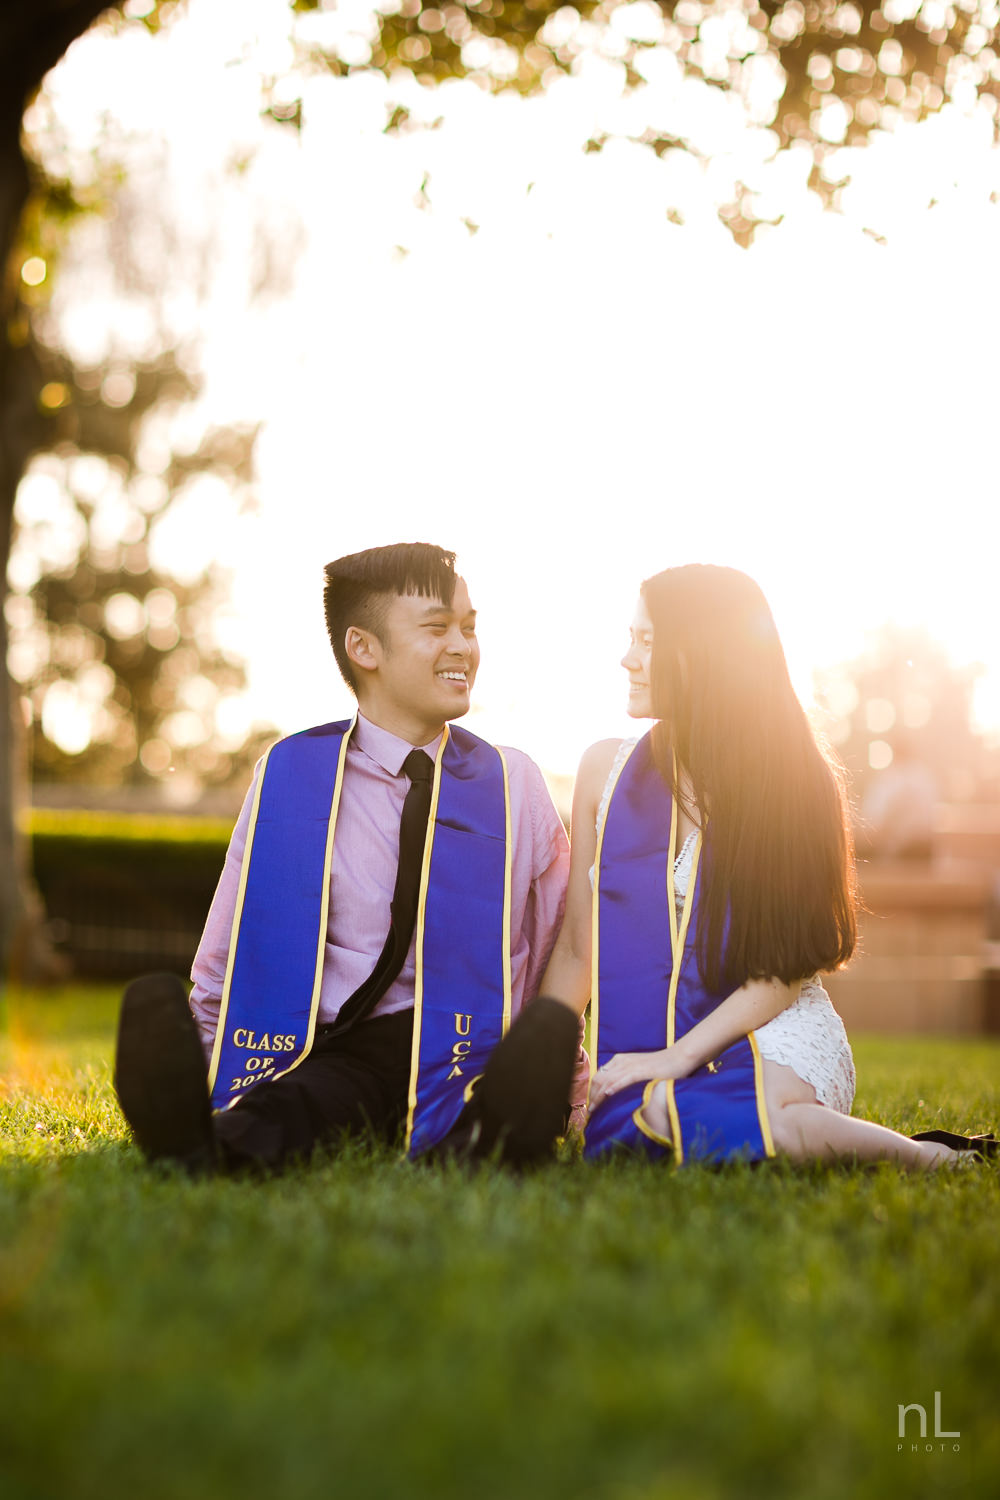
[369,576,480,735]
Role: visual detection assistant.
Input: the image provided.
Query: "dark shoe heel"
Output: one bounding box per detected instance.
[910,1129,997,1160]
[115,973,217,1171]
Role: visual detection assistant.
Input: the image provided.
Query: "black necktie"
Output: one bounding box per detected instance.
[326,748,435,1036]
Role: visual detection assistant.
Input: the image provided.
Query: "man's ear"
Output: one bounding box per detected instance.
[345,626,380,677]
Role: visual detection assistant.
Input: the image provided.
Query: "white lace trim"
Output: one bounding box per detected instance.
[596,739,637,830]
[753,982,856,1114]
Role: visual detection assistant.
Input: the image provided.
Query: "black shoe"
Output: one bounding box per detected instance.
[114,973,217,1173]
[910,1130,997,1161]
[423,1099,492,1168]
[422,997,579,1170]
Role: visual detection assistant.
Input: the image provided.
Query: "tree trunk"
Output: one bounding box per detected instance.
[0,102,33,978]
[0,481,22,978]
[1,0,119,977]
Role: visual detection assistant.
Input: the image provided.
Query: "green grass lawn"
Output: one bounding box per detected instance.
[2,984,998,1500]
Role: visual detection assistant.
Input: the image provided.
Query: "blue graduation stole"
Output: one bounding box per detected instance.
[584,733,775,1164]
[206,718,512,1157]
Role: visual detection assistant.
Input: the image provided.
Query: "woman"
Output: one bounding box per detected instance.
[541,565,983,1169]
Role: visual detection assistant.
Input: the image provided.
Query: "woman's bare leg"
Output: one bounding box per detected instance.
[763,1060,957,1170]
[639,1083,673,1144]
[640,1062,958,1169]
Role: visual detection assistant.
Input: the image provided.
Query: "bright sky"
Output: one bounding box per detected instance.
[17,0,1000,777]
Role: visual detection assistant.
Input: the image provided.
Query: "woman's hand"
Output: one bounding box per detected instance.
[587,1045,694,1117]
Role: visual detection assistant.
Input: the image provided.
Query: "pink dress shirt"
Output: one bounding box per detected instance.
[190,713,587,1108]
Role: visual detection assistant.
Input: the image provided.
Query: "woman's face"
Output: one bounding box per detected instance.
[621,595,655,719]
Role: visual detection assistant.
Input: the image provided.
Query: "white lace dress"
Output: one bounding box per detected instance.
[596,742,856,1115]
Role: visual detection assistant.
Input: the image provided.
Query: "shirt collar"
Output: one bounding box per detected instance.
[353,711,444,778]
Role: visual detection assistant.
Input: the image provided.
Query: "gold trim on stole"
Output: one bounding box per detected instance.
[208,717,355,1107]
[661,788,702,1163]
[630,1079,683,1161]
[299,723,354,1065]
[665,818,702,1047]
[632,1078,674,1149]
[587,740,639,1090]
[403,731,512,1151]
[208,739,274,1095]
[497,746,513,1038]
[748,1030,777,1158]
[664,1080,684,1163]
[666,792,680,959]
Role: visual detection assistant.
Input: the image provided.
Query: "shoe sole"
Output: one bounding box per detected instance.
[114,975,215,1163]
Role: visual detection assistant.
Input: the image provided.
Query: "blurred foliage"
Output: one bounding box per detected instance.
[6,292,273,790]
[814,622,997,810]
[5,0,1000,796]
[282,0,1000,241]
[29,821,231,977]
[4,2,280,796]
[9,510,274,791]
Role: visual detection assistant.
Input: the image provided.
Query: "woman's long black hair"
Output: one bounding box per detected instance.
[642,564,857,993]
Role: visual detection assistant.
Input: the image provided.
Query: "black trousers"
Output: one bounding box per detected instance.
[214,1009,414,1172]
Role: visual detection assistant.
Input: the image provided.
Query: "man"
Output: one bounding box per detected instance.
[115,542,583,1172]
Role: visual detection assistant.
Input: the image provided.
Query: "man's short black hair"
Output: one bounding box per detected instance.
[323,542,458,693]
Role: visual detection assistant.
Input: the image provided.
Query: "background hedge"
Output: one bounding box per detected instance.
[27,810,230,979]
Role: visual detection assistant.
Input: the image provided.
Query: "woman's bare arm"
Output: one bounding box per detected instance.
[539,739,622,1018]
[668,977,802,1073]
[588,977,802,1113]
